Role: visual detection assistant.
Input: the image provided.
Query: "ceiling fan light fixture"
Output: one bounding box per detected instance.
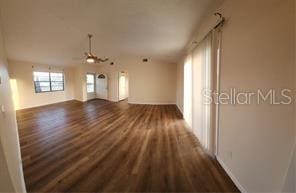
[86,56,95,63]
[81,34,109,64]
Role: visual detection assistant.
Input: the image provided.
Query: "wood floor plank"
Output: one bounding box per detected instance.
[16,99,239,192]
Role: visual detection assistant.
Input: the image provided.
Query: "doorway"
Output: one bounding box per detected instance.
[86,73,96,100]
[96,73,108,100]
[118,71,128,101]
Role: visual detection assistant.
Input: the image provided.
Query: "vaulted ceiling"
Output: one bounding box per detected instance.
[0,0,221,66]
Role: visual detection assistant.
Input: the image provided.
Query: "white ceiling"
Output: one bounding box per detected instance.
[0,0,220,66]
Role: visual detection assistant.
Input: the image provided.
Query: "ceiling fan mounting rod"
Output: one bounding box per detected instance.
[88,34,93,54]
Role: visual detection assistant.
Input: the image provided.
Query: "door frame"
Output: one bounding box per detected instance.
[86,72,96,100]
[96,73,108,100]
[118,71,128,101]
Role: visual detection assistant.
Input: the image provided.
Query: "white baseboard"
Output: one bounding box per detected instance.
[109,99,119,102]
[176,104,183,114]
[18,98,75,110]
[216,156,247,193]
[128,101,176,105]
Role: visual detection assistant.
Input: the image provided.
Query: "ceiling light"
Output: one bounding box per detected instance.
[86,56,95,63]
[82,34,109,64]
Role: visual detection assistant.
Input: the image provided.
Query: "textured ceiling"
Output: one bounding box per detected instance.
[0,0,221,66]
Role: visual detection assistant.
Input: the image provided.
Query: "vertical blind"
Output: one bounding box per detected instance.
[184,29,221,156]
[183,55,193,128]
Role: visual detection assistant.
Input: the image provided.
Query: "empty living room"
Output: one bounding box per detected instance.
[0,0,295,193]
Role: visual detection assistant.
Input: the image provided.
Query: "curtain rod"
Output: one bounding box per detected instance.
[200,12,225,40]
[189,13,225,51]
[213,13,225,29]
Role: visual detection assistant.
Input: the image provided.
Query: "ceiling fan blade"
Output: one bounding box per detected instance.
[96,58,109,63]
[81,34,110,64]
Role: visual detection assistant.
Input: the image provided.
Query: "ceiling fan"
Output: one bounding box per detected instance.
[83,34,109,64]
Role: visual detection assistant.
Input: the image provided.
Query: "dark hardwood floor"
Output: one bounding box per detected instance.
[16,99,239,192]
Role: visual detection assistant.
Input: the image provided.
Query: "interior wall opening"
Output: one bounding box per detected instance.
[118,71,129,101]
[96,73,108,100]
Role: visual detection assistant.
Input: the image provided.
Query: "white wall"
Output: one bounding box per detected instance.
[176,0,295,192]
[73,65,84,102]
[107,71,120,102]
[8,58,177,107]
[0,144,14,192]
[99,58,177,104]
[8,61,103,108]
[8,61,75,109]
[128,60,176,104]
[0,19,26,193]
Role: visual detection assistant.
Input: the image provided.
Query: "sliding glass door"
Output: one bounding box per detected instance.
[183,30,221,156]
[184,56,193,128]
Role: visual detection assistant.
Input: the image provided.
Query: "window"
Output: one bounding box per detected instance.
[34,72,50,93]
[33,71,64,93]
[86,73,95,93]
[50,73,64,91]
